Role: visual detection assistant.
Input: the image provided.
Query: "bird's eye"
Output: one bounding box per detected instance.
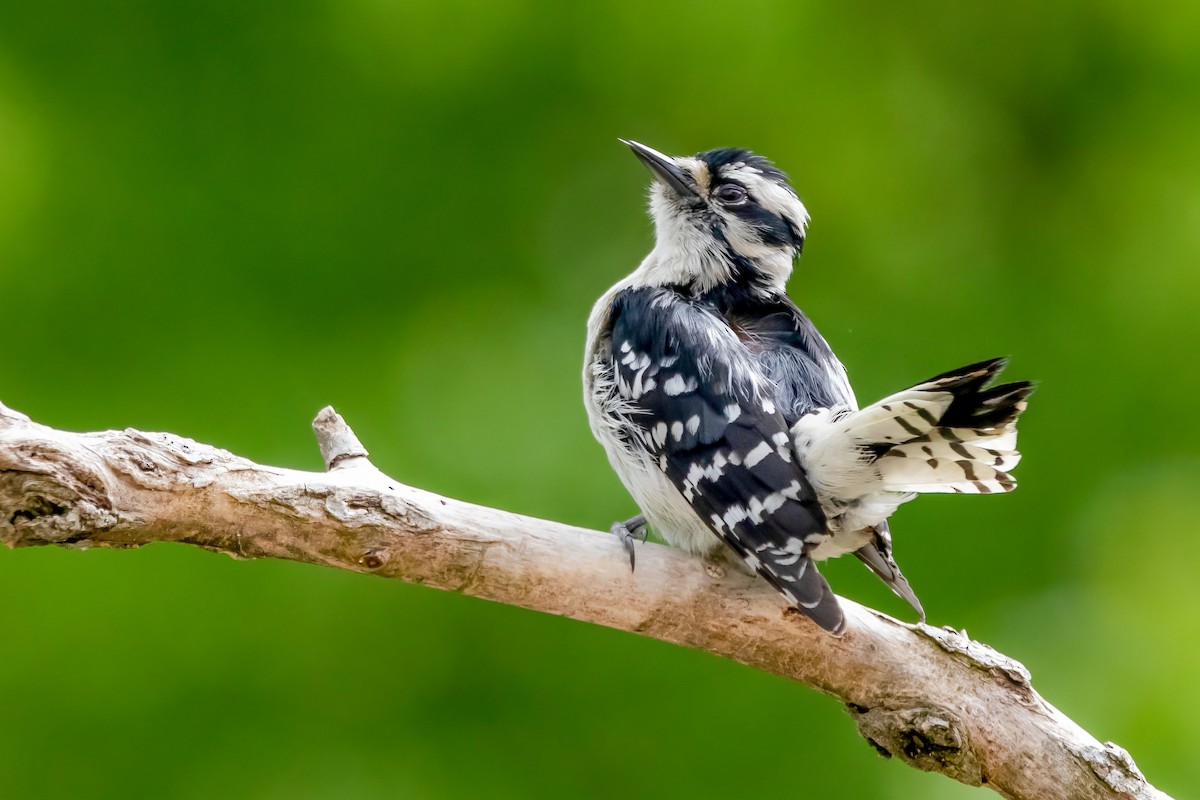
[714,184,748,205]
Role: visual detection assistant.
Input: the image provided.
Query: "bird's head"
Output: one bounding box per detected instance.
[622,140,809,295]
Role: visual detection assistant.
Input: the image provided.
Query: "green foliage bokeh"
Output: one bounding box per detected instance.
[2,2,1198,798]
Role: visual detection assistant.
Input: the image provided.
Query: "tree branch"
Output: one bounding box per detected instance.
[0,400,1168,800]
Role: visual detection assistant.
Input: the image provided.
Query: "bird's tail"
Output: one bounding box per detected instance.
[792,358,1032,532]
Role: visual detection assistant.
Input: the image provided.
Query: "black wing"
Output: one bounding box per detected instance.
[609,287,844,632]
[719,290,856,424]
[719,290,929,619]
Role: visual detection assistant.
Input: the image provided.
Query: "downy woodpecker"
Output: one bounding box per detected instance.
[583,141,1031,634]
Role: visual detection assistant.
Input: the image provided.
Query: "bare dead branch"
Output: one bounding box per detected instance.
[0,400,1168,800]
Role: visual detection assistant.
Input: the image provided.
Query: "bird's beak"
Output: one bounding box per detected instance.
[620,139,699,200]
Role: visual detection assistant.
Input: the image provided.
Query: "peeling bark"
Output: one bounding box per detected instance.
[0,400,1169,800]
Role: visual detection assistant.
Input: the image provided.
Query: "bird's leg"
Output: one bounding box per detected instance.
[610,513,648,571]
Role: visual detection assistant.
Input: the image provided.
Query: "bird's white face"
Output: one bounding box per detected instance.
[625,142,810,295]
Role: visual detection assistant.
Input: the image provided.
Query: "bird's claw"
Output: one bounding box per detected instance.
[611,518,648,571]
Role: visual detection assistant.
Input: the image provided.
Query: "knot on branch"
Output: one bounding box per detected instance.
[0,445,120,548]
[359,548,388,570]
[851,705,982,786]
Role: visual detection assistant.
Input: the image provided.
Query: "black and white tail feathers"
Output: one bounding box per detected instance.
[793,358,1033,539]
[872,358,1032,494]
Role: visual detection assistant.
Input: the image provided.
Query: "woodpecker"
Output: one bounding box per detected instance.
[583,140,1032,634]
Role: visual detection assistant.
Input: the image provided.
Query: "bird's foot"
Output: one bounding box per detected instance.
[611,514,648,571]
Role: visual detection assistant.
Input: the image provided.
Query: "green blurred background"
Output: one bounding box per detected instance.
[1,2,1197,797]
